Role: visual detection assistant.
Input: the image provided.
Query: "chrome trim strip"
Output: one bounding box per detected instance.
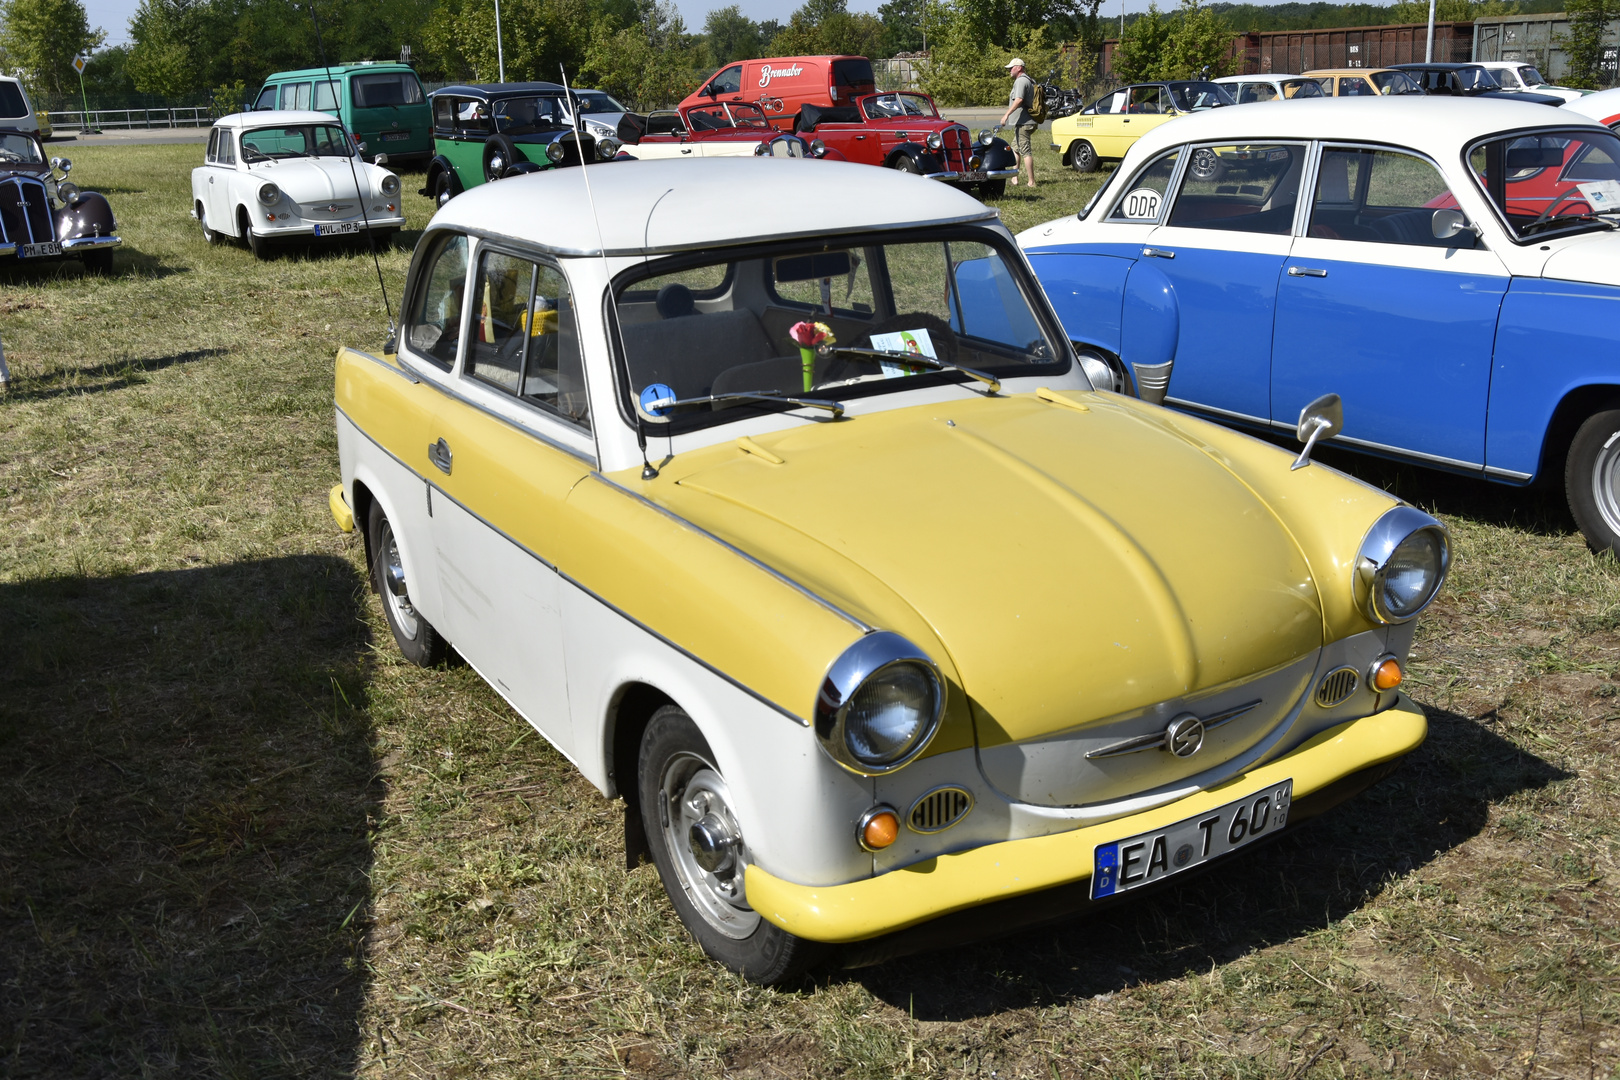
[347,348,420,384]
[400,360,599,468]
[335,405,809,727]
[1484,465,1533,481]
[1167,398,1488,472]
[1084,700,1260,759]
[0,244,14,257]
[1164,396,1270,425]
[590,472,875,634]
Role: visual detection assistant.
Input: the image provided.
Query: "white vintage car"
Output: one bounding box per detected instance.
[190,109,406,257]
[330,157,1445,983]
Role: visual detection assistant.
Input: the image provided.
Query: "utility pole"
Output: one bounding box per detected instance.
[494,0,506,82]
[1425,0,1436,62]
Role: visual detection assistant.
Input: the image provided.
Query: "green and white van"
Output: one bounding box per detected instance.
[253,62,430,166]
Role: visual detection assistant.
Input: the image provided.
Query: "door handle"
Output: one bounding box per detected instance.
[428,437,452,475]
[680,147,693,154]
[1288,266,1328,277]
[1142,247,1175,259]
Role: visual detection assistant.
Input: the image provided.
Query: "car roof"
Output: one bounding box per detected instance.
[1304,67,1403,75]
[265,63,416,79]
[1392,62,1482,70]
[216,110,344,127]
[431,83,566,99]
[1215,74,1307,82]
[1123,96,1605,162]
[428,158,998,258]
[0,125,39,138]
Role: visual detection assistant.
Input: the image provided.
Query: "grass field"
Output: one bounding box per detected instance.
[1,143,1617,1079]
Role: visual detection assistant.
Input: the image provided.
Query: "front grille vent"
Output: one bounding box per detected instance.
[1315,666,1359,708]
[0,176,52,246]
[908,786,973,834]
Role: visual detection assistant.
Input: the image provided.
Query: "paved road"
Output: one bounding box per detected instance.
[49,127,208,146]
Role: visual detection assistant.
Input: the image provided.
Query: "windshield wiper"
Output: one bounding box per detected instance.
[1519,212,1619,236]
[641,389,845,419]
[827,346,1002,393]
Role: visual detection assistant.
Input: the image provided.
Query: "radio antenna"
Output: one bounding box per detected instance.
[559,65,659,480]
[299,0,397,351]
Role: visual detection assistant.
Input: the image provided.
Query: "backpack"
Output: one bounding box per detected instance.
[1028,81,1047,123]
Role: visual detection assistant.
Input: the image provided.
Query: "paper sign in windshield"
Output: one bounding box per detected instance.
[1119,187,1162,220]
[869,328,936,378]
[1577,180,1620,212]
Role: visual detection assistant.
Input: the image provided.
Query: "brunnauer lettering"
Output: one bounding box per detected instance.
[759,64,804,87]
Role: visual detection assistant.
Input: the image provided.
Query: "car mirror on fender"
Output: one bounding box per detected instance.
[1292,393,1344,471]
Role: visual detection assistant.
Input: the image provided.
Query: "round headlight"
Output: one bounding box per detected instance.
[597,137,620,160]
[256,182,280,206]
[546,140,567,164]
[978,128,994,146]
[926,132,943,151]
[810,138,827,158]
[815,632,945,775]
[56,181,80,203]
[380,173,401,196]
[1354,506,1450,623]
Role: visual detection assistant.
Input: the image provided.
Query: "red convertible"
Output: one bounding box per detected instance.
[791,91,1018,198]
[616,101,836,161]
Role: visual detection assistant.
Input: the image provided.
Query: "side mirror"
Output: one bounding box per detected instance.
[374,152,389,166]
[1292,393,1344,470]
[1431,207,1478,240]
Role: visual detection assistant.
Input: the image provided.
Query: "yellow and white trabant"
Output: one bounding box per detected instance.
[330,158,1448,983]
[1052,80,1234,173]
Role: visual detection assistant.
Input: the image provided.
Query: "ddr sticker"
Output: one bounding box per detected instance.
[1119,187,1162,220]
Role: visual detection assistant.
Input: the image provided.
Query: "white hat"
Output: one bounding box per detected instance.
[1005,58,1025,69]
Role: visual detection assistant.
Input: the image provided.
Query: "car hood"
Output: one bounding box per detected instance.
[1540,229,1620,287]
[642,391,1324,747]
[250,158,374,202]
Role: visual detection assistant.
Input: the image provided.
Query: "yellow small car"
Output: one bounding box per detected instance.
[332,157,1449,983]
[1052,79,1234,173]
[1304,68,1423,97]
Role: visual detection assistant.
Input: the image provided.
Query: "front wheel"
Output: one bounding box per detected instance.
[891,155,922,175]
[244,216,272,259]
[979,179,1007,199]
[432,171,455,208]
[367,500,449,666]
[1565,405,1620,556]
[1068,140,1098,173]
[80,249,113,275]
[638,706,822,985]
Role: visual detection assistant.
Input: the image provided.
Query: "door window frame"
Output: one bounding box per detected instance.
[1304,140,1474,248]
[1154,140,1313,236]
[1104,146,1188,224]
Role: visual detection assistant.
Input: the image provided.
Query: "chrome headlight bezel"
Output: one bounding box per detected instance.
[379,173,401,196]
[256,182,281,206]
[1354,506,1450,623]
[926,132,943,151]
[545,140,567,164]
[815,631,946,776]
[978,128,994,146]
[597,137,621,160]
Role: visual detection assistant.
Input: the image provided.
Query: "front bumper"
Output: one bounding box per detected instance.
[1,234,122,259]
[929,167,1019,182]
[745,695,1426,943]
[255,214,407,239]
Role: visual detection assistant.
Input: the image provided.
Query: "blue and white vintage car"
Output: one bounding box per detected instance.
[1021,97,1620,555]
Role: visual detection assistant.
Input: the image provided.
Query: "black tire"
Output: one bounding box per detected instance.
[241,208,272,259]
[979,179,1007,199]
[370,228,396,249]
[367,499,449,666]
[637,705,822,985]
[432,170,456,208]
[891,154,923,175]
[80,248,113,275]
[1565,405,1620,556]
[198,201,220,244]
[483,135,520,183]
[1189,147,1226,183]
[1069,140,1098,173]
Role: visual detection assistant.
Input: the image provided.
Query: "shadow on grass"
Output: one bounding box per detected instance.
[0,250,189,285]
[1,347,226,403]
[0,556,378,1078]
[850,702,1567,1020]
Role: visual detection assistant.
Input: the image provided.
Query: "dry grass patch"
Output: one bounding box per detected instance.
[0,143,1615,1079]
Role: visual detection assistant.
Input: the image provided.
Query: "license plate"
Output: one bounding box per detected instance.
[381,132,410,142]
[314,222,361,236]
[19,241,61,258]
[964,169,988,181]
[1091,779,1292,899]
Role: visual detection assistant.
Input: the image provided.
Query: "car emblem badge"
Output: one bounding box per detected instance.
[1165,714,1205,757]
[322,203,352,213]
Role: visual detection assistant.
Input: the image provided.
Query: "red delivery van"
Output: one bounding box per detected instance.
[678,55,876,131]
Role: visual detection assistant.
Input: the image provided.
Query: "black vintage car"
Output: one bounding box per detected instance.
[1390,63,1565,106]
[0,127,121,272]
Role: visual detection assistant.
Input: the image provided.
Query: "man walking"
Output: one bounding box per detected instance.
[998,58,1036,188]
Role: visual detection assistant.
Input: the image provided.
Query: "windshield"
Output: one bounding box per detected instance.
[1469,128,1620,240]
[863,92,939,119]
[240,124,353,160]
[1166,81,1234,110]
[1370,70,1421,95]
[492,95,570,135]
[614,233,1066,431]
[572,91,625,115]
[1518,66,1547,85]
[0,132,43,163]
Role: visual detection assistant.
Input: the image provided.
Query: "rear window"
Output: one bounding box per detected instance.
[0,82,30,118]
[352,72,425,108]
[832,59,874,88]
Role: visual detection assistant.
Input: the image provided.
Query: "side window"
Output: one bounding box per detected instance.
[711,65,743,94]
[1309,146,1471,247]
[1128,85,1167,114]
[406,232,470,370]
[206,128,219,162]
[455,99,491,135]
[281,82,312,110]
[433,96,455,132]
[1313,77,1333,95]
[466,249,590,428]
[1238,83,1275,103]
[1108,148,1181,223]
[254,85,277,110]
[1166,143,1304,234]
[1340,77,1373,96]
[314,78,339,111]
[219,130,235,165]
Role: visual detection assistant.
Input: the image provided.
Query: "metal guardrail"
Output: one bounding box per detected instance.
[46,106,215,130]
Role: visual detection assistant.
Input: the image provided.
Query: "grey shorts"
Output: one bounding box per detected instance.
[1013,121,1037,155]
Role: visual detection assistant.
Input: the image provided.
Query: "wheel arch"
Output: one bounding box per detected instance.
[884,143,928,170]
[349,477,378,583]
[605,681,677,867]
[235,203,253,238]
[1537,382,1620,486]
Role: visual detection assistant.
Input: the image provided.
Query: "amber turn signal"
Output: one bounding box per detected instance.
[1370,656,1403,692]
[858,806,900,852]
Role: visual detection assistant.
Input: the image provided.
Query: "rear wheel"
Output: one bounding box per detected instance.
[1068,140,1098,173]
[637,706,821,985]
[368,500,448,666]
[1565,405,1620,556]
[198,201,220,244]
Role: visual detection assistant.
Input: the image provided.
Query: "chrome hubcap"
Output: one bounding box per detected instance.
[489,153,506,177]
[378,519,420,640]
[1593,428,1620,538]
[660,752,759,939]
